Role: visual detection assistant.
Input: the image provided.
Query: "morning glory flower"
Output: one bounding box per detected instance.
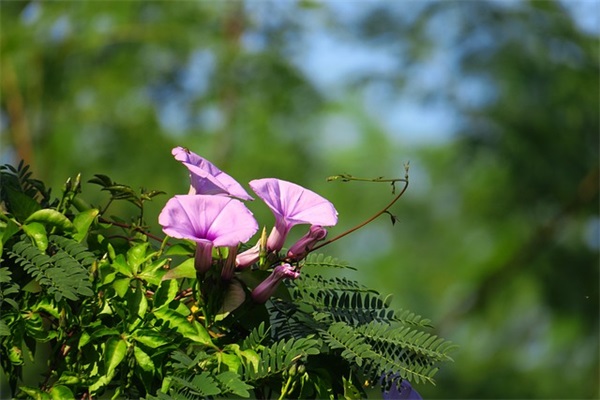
[382,376,423,400]
[287,225,328,261]
[249,178,338,252]
[159,194,258,272]
[251,263,300,304]
[172,146,253,201]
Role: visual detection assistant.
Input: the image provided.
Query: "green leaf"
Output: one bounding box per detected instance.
[216,370,252,397]
[126,242,150,275]
[0,320,11,336]
[162,258,195,281]
[113,278,131,298]
[164,242,195,256]
[126,282,148,330]
[153,279,179,309]
[133,345,155,372]
[112,254,133,277]
[138,258,168,285]
[132,329,171,348]
[72,209,99,242]
[22,222,48,252]
[25,209,76,234]
[18,386,50,400]
[50,385,74,400]
[217,351,242,373]
[153,307,215,347]
[104,336,127,378]
[0,219,19,258]
[3,186,41,221]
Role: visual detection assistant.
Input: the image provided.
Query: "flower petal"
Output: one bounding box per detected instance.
[172,147,253,201]
[159,195,258,247]
[249,178,338,228]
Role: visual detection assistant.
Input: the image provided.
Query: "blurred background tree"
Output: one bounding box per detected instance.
[1,1,598,398]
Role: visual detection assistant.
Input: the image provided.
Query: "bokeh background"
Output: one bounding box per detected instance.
[1,1,598,398]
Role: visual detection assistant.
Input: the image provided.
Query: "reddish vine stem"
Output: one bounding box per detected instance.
[309,178,409,254]
[98,217,165,243]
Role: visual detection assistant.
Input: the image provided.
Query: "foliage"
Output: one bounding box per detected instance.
[2,2,597,398]
[0,161,452,399]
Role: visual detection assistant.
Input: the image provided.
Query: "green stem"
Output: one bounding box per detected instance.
[278,375,294,400]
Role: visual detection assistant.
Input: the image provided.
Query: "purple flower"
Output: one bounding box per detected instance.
[382,377,423,400]
[287,225,327,261]
[251,263,300,304]
[235,242,260,268]
[172,147,253,201]
[159,195,258,272]
[249,178,338,252]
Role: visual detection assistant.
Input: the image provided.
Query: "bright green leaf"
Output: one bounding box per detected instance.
[126,242,150,276]
[72,209,99,242]
[22,222,48,252]
[112,254,133,277]
[113,278,131,298]
[138,258,168,285]
[132,329,171,348]
[50,385,74,400]
[25,209,76,234]
[164,242,195,256]
[162,258,195,281]
[104,336,127,378]
[133,345,155,372]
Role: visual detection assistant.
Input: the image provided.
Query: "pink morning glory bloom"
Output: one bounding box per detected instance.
[172,147,253,201]
[249,178,338,252]
[251,263,300,304]
[286,225,328,261]
[159,194,258,272]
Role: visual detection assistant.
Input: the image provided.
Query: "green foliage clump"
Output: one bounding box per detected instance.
[0,162,453,399]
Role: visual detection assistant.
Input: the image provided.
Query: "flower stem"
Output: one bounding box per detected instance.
[311,170,409,253]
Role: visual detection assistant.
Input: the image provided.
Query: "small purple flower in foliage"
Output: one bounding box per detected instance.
[249,178,338,252]
[382,377,423,400]
[287,225,327,261]
[172,146,253,201]
[251,263,300,304]
[159,195,258,273]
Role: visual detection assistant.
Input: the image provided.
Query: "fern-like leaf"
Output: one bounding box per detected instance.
[243,336,320,382]
[301,253,354,270]
[320,321,378,368]
[8,236,93,302]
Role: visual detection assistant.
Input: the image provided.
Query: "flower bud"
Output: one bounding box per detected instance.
[286,225,327,261]
[251,263,300,304]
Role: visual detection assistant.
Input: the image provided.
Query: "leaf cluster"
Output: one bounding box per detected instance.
[0,163,454,399]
